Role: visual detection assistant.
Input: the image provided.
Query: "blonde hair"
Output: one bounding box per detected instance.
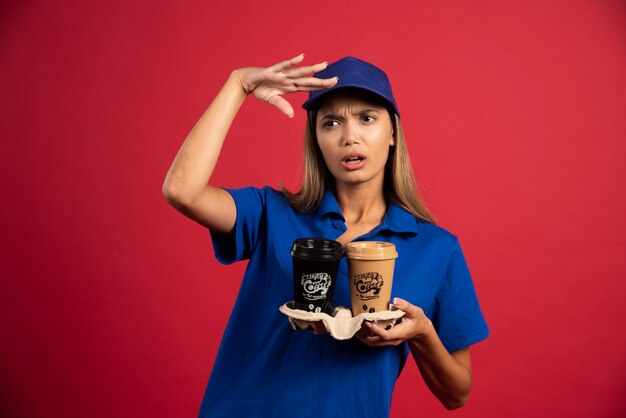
[282,108,435,224]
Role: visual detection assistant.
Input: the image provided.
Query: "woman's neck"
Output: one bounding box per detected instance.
[334,181,387,226]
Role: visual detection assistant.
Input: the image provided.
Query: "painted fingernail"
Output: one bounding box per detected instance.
[393,297,398,305]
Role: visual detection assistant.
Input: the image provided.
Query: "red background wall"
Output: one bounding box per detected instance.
[2,1,625,417]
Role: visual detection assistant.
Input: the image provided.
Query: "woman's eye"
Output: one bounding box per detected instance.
[324,121,338,127]
[362,115,375,122]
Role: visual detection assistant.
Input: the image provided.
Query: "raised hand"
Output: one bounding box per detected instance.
[235,54,338,118]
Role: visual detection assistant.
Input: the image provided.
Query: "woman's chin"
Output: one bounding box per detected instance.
[333,172,384,188]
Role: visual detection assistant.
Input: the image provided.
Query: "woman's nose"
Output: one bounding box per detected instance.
[342,122,359,146]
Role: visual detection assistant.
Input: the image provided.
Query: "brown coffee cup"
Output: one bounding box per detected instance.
[346,241,398,315]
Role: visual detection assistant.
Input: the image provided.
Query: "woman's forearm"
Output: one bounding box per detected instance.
[355,298,474,409]
[162,57,334,232]
[409,321,472,410]
[162,71,247,204]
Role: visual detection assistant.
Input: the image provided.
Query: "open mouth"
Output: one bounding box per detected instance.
[342,154,366,169]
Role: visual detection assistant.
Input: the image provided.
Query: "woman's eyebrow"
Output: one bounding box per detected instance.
[354,108,382,114]
[319,113,342,121]
[319,108,382,120]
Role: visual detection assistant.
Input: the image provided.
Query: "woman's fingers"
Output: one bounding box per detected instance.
[269,53,305,72]
[268,56,336,87]
[249,55,338,116]
[281,76,337,92]
[392,297,422,318]
[283,61,328,78]
[368,321,407,342]
[354,298,430,347]
[353,322,399,346]
[262,67,287,83]
[312,321,328,335]
[259,72,336,93]
[266,94,295,118]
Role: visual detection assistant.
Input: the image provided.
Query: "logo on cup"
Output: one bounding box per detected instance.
[353,272,384,301]
[301,272,332,301]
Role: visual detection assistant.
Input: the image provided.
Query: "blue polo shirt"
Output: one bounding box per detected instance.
[199,186,489,418]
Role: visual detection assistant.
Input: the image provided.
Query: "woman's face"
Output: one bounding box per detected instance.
[315,92,395,189]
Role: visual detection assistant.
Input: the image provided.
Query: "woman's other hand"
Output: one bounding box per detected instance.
[234,54,338,118]
[355,297,433,347]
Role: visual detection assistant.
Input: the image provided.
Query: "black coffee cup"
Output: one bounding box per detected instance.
[290,238,343,314]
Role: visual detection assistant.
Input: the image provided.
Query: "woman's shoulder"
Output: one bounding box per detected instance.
[236,185,299,212]
[232,186,327,217]
[228,185,283,198]
[415,220,461,250]
[264,186,291,204]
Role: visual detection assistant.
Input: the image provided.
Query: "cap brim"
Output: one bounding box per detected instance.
[302,84,399,118]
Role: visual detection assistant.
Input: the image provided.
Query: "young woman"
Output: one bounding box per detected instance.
[162,54,489,417]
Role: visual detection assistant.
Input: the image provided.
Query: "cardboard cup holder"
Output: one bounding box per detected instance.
[279,302,405,340]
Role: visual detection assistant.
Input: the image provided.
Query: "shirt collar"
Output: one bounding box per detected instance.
[318,188,345,221]
[317,189,420,235]
[381,201,420,235]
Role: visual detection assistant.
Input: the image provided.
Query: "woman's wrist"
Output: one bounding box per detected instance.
[229,68,253,95]
[408,317,436,350]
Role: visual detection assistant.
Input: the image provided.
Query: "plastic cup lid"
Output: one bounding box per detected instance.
[345,241,398,260]
[290,238,343,260]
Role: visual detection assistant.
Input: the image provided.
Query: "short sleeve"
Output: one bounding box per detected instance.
[209,186,267,264]
[431,240,489,353]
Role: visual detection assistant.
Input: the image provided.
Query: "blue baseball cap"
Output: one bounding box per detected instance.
[301,56,400,118]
